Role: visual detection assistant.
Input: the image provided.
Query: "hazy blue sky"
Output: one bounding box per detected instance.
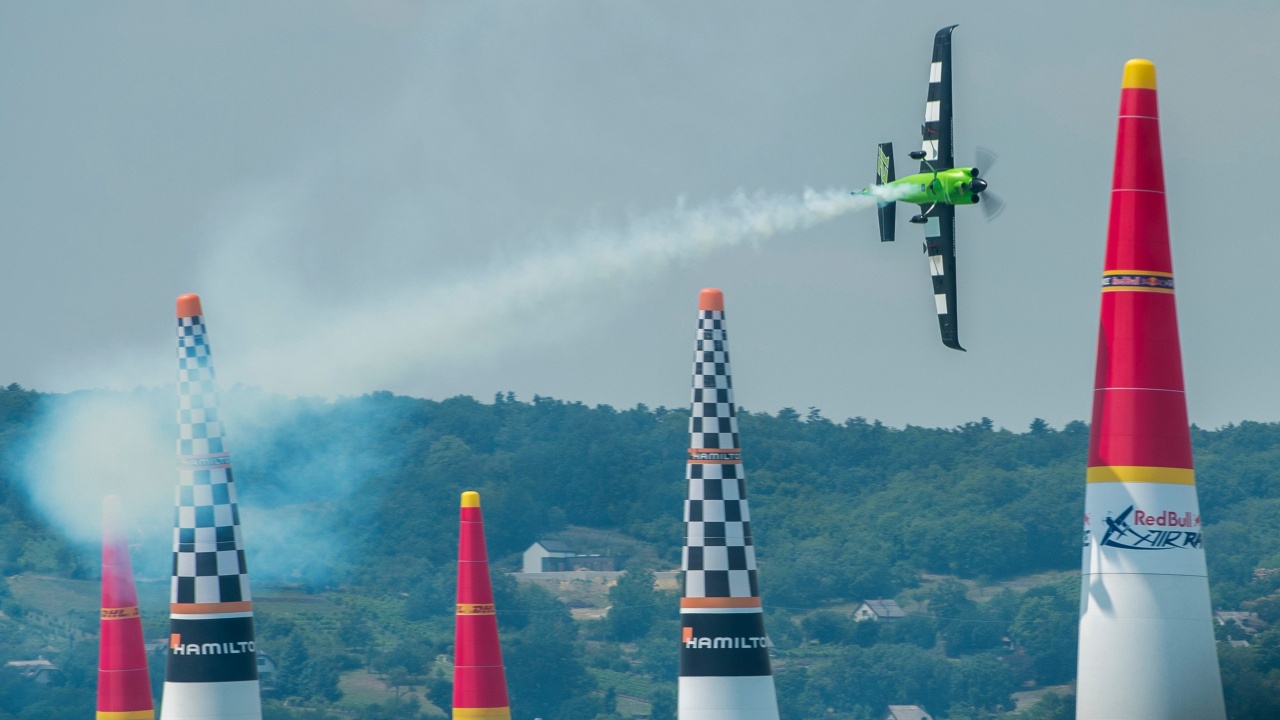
[2,1,1276,429]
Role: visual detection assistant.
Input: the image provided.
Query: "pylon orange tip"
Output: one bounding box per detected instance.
[699,288,725,311]
[461,491,481,508]
[176,294,203,318]
[1123,59,1157,90]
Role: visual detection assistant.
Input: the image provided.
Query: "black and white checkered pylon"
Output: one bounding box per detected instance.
[172,314,252,606]
[682,309,759,600]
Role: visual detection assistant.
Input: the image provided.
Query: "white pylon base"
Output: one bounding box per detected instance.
[1077,573,1224,720]
[159,681,262,720]
[679,675,780,720]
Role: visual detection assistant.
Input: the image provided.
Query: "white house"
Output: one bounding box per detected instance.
[1215,610,1264,633]
[5,658,62,685]
[854,599,906,622]
[523,540,575,573]
[522,540,616,573]
[882,705,933,720]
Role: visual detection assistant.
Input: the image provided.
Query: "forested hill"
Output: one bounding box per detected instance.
[5,384,1280,719]
[2,383,1279,608]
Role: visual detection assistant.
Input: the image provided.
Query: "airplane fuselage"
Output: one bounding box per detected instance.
[887,167,981,207]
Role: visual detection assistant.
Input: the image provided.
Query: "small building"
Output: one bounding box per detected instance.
[5,658,63,685]
[882,705,933,720]
[1215,611,1265,634]
[523,540,574,573]
[855,599,906,622]
[257,653,277,677]
[522,540,616,573]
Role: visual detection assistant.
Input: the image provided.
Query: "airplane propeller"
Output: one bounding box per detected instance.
[974,147,1005,220]
[975,147,999,174]
[979,191,1006,220]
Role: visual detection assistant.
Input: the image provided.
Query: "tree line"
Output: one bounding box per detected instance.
[2,384,1280,717]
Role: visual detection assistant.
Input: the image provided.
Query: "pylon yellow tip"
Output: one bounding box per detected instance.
[1122,59,1156,90]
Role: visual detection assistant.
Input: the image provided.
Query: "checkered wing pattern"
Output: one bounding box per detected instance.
[172,315,252,606]
[683,309,759,599]
[920,25,955,171]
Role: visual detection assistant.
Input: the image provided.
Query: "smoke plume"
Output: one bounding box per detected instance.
[208,184,909,396]
[17,183,904,584]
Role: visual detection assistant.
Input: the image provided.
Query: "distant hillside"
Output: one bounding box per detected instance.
[3,384,1280,718]
[6,383,1280,607]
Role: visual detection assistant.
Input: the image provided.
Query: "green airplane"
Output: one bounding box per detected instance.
[856,24,1002,351]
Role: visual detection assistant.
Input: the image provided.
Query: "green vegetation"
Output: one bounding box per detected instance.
[2,384,1280,717]
[0,386,82,577]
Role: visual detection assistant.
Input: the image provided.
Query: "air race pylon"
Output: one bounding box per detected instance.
[453,491,512,720]
[1076,61,1226,720]
[678,289,780,720]
[99,495,155,720]
[161,294,262,720]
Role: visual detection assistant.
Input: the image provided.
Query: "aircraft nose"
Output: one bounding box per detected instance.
[970,178,988,193]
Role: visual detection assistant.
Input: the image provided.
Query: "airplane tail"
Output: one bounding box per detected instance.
[876,142,896,242]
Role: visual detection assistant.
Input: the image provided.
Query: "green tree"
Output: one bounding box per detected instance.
[602,686,617,714]
[425,675,453,713]
[925,580,1003,656]
[802,610,853,645]
[403,571,453,622]
[649,687,676,720]
[1010,581,1078,684]
[1219,644,1280,719]
[764,608,805,650]
[554,694,602,720]
[1019,692,1075,720]
[503,586,593,720]
[950,653,1017,712]
[808,644,954,715]
[634,619,679,681]
[607,567,660,642]
[337,610,375,653]
[1253,626,1280,671]
[880,614,937,649]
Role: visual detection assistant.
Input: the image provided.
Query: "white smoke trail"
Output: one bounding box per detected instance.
[19,392,174,562]
[17,389,365,583]
[221,184,910,396]
[18,184,907,582]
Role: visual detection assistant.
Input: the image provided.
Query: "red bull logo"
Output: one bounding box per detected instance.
[1100,273,1174,292]
[1132,509,1198,528]
[1099,505,1202,551]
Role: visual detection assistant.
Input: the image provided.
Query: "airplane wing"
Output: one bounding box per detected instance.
[924,204,963,350]
[919,25,957,173]
[920,24,962,350]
